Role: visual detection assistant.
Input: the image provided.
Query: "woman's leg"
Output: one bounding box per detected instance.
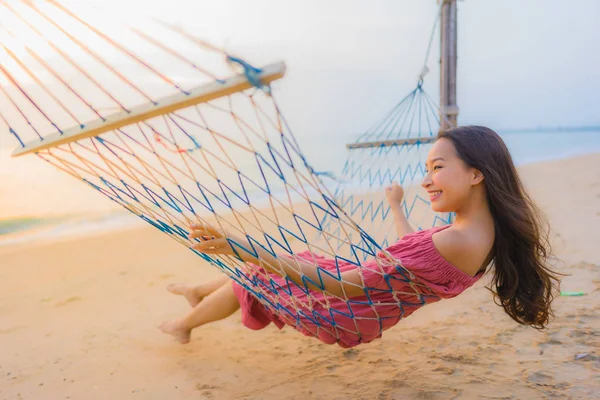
[160,280,240,344]
[167,274,230,307]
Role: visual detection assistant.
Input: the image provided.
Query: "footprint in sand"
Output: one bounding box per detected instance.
[527,371,553,386]
[195,383,220,399]
[432,365,456,375]
[0,326,24,335]
[342,348,360,360]
[543,339,563,345]
[418,389,460,400]
[55,296,82,307]
[438,353,478,364]
[526,371,570,390]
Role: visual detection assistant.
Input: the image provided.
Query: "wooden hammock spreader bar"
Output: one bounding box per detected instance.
[346,136,435,150]
[12,61,287,157]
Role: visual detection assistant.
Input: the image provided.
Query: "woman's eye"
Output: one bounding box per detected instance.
[433,166,442,170]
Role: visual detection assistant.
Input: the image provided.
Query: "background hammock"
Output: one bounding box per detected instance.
[322,82,454,257]
[2,0,452,338]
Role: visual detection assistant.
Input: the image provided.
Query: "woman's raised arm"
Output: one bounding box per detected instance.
[385,182,414,239]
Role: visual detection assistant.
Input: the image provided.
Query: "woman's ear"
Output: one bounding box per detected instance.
[472,169,484,185]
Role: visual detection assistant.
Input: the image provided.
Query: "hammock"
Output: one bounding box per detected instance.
[2,1,452,342]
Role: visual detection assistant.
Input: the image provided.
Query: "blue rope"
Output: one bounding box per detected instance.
[310,168,337,180]
[226,55,271,94]
[9,127,25,148]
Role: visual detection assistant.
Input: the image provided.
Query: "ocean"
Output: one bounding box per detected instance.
[1,127,599,247]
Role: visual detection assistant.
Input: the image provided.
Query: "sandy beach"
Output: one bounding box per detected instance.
[0,152,599,399]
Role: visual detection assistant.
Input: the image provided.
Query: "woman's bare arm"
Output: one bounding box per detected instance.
[189,224,365,298]
[386,182,414,238]
[391,208,414,239]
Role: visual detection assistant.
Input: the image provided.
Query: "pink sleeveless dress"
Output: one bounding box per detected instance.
[232,225,484,348]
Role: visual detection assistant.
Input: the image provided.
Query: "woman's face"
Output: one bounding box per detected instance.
[421,138,476,213]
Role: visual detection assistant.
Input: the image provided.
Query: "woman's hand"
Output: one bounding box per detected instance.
[385,182,405,212]
[189,223,240,257]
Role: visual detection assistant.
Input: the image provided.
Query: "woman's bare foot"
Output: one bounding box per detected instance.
[159,320,191,344]
[167,283,203,307]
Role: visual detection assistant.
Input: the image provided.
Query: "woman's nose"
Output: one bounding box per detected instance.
[421,174,431,188]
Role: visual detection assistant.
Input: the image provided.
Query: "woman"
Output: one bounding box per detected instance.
[160,126,561,347]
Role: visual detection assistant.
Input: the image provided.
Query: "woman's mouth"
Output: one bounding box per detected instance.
[429,190,442,201]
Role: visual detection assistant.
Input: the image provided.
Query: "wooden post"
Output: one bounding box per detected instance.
[440,0,459,130]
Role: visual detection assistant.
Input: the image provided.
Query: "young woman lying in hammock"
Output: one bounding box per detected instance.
[160,126,561,347]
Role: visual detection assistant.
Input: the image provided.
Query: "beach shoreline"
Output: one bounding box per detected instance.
[1,150,598,253]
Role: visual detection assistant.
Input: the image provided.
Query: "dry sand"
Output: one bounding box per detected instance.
[1,153,599,399]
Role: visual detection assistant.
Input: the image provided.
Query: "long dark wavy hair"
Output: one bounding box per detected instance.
[438,126,561,330]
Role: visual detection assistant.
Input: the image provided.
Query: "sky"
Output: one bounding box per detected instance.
[113,0,600,133]
[1,0,599,149]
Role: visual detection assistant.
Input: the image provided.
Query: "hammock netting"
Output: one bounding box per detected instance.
[2,1,453,342]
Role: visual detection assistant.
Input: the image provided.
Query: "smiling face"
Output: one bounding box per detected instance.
[421,138,481,213]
